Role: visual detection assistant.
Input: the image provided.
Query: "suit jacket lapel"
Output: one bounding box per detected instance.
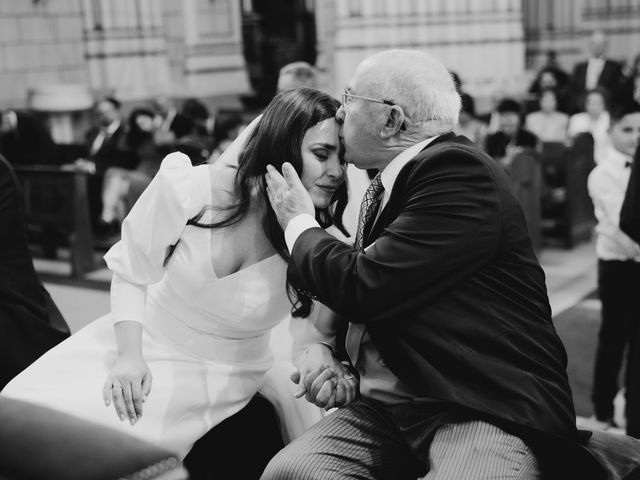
[363,132,457,248]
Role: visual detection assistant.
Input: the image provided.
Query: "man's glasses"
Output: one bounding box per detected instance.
[341,91,395,107]
[341,90,407,130]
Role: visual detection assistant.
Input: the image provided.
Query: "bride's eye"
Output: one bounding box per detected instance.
[313,150,328,160]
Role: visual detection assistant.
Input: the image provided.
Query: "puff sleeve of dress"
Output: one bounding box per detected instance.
[104,152,210,324]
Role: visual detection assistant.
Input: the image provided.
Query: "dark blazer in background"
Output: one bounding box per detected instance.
[0,155,70,389]
[620,146,640,245]
[288,134,606,479]
[85,124,138,174]
[0,111,56,166]
[571,59,623,101]
[85,124,138,227]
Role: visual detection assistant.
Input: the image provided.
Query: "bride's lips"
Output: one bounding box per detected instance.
[316,184,338,196]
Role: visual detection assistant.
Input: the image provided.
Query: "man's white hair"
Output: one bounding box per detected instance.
[357,50,461,134]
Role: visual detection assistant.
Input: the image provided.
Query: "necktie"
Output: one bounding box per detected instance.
[354,173,385,250]
[90,129,107,156]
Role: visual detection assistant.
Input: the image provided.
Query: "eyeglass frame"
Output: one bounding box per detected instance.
[341,91,395,107]
[341,90,407,130]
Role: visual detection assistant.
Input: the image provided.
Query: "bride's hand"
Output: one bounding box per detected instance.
[102,353,152,425]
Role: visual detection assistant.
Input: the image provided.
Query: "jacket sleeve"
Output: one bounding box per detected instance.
[288,148,502,322]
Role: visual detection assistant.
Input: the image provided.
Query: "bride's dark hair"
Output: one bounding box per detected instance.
[187,88,349,317]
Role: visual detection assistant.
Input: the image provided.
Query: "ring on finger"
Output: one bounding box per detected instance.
[112,385,124,390]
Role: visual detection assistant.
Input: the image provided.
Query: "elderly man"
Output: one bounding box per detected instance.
[262,50,606,479]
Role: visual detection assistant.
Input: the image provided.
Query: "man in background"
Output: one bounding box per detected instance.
[572,30,623,109]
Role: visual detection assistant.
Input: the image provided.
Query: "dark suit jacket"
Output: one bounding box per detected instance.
[86,124,138,174]
[0,111,56,165]
[572,59,623,98]
[289,134,606,479]
[0,155,69,389]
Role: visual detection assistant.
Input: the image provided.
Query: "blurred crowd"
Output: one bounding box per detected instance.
[1,30,639,242]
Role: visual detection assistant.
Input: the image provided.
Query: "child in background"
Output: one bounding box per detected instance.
[587,101,640,437]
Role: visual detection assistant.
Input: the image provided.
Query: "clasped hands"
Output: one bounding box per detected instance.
[292,344,359,410]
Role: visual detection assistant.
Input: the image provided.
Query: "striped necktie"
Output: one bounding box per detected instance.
[354,173,385,251]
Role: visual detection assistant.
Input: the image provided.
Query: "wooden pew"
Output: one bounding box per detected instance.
[540,133,596,248]
[502,148,543,251]
[13,164,96,278]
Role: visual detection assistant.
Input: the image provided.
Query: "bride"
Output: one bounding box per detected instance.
[2,88,357,458]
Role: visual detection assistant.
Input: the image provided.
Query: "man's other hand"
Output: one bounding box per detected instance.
[291,343,359,410]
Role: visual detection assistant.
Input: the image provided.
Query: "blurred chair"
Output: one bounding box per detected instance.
[0,397,188,480]
[540,133,596,248]
[13,164,96,277]
[502,148,543,251]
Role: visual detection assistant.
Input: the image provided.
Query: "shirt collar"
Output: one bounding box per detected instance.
[379,136,439,194]
[606,147,633,169]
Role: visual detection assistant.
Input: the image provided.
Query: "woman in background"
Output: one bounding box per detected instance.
[525,88,569,143]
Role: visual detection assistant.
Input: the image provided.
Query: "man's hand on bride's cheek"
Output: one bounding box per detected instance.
[265,163,315,229]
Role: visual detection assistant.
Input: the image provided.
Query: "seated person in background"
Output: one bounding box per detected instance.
[528,62,575,115]
[0,154,70,390]
[73,96,138,233]
[151,95,192,149]
[525,88,570,143]
[173,98,213,165]
[101,107,163,230]
[277,61,318,93]
[1,88,353,460]
[0,109,56,166]
[453,92,488,146]
[485,98,539,163]
[586,101,640,438]
[568,88,610,164]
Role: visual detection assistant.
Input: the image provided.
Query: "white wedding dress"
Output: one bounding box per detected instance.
[1,149,324,458]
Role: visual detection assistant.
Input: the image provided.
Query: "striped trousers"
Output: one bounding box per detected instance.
[260,398,540,480]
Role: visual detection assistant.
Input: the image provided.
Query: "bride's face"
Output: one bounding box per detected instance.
[300,118,346,209]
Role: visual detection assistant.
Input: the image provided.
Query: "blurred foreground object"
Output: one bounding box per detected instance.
[0,396,187,480]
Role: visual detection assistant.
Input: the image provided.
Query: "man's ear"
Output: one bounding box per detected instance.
[380,105,405,139]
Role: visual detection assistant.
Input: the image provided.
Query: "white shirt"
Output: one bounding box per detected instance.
[586,57,605,90]
[588,146,640,262]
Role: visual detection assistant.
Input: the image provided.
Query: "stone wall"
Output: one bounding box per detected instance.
[0,0,250,108]
[0,0,87,107]
[316,0,528,114]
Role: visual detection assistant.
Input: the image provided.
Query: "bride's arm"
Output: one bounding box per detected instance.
[102,275,152,425]
[289,303,358,409]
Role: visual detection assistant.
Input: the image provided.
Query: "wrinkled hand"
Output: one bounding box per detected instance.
[265,163,315,230]
[103,353,152,425]
[291,344,359,410]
